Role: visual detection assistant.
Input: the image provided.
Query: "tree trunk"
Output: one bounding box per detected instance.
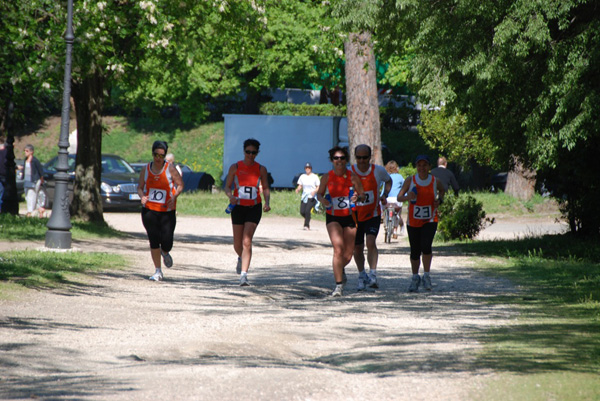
[344,31,382,165]
[70,71,105,222]
[505,155,536,201]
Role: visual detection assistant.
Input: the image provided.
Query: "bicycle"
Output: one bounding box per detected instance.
[383,202,401,243]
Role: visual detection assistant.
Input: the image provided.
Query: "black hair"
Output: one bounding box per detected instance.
[328,146,349,161]
[152,140,168,153]
[354,144,372,157]
[243,138,260,150]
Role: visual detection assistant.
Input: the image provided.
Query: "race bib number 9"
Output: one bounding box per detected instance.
[412,205,433,220]
[332,196,350,211]
[356,190,375,206]
[238,186,258,200]
[148,188,167,204]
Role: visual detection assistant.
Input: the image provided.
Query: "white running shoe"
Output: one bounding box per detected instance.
[423,274,432,291]
[162,252,173,268]
[236,257,242,275]
[368,272,378,289]
[408,275,421,292]
[149,270,163,281]
[239,274,250,286]
[357,274,367,291]
[331,284,343,297]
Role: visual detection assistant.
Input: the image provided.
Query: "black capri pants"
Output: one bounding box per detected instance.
[141,208,177,252]
[406,222,438,260]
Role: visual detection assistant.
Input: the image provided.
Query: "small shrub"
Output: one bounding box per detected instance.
[437,193,494,240]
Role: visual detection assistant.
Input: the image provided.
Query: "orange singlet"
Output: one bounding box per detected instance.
[351,164,380,222]
[143,161,177,212]
[326,169,353,216]
[234,161,262,206]
[407,174,438,227]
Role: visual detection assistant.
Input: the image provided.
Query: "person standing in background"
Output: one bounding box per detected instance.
[431,156,459,196]
[295,162,320,230]
[0,137,6,213]
[18,145,44,217]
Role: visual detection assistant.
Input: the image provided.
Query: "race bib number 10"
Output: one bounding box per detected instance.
[238,186,258,200]
[148,188,167,204]
[412,205,433,220]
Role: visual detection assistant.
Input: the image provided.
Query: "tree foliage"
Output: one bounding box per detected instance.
[377,0,600,235]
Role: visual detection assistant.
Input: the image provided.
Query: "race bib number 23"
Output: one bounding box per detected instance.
[412,205,433,220]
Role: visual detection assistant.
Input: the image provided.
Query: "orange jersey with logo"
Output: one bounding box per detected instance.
[407,174,438,227]
[143,161,176,212]
[326,169,353,216]
[351,164,380,221]
[234,161,262,206]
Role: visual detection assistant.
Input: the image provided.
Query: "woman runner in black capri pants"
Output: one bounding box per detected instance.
[396,155,445,292]
[138,140,184,281]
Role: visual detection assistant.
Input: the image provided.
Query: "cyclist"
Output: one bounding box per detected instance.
[384,160,405,237]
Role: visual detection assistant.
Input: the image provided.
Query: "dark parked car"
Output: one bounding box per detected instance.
[130,162,215,192]
[43,154,141,210]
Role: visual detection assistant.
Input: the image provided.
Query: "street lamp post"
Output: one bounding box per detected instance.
[45,0,74,249]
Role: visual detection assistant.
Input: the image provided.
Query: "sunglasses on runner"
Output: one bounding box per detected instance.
[245,150,258,155]
[355,155,370,160]
[332,155,346,160]
[153,152,166,159]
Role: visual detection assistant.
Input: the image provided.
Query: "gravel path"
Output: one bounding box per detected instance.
[0,213,565,400]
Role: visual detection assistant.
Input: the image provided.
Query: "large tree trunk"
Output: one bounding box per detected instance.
[505,155,536,201]
[344,31,382,165]
[70,71,105,222]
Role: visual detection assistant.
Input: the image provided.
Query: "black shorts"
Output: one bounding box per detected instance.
[355,216,381,245]
[326,213,356,228]
[231,203,263,225]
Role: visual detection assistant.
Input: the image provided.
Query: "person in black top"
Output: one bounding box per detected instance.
[431,156,459,196]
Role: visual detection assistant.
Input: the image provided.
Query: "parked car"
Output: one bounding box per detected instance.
[130,162,215,192]
[43,154,141,211]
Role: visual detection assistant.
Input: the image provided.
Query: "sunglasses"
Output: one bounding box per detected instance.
[245,150,258,155]
[153,152,166,159]
[332,155,346,161]
[356,155,370,160]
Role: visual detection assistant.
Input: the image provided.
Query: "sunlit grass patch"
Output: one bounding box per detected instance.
[0,249,124,290]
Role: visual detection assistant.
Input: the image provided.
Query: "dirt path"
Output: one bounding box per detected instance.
[0,213,566,400]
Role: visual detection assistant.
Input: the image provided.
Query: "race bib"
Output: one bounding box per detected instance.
[332,196,350,211]
[148,188,167,204]
[356,190,375,206]
[412,205,433,220]
[238,186,258,200]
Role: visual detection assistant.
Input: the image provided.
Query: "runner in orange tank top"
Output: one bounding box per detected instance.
[397,155,445,292]
[316,146,365,297]
[224,138,271,286]
[351,144,392,291]
[137,140,184,282]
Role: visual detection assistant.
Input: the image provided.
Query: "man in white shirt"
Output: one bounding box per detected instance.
[295,162,320,230]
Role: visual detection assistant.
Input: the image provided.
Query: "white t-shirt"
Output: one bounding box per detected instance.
[297,173,320,200]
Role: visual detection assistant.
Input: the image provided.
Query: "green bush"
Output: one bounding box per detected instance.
[259,102,346,116]
[437,193,494,240]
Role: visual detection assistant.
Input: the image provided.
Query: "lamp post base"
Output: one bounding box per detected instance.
[45,230,72,249]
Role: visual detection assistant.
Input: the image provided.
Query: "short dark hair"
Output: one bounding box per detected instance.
[328,146,349,161]
[152,140,168,153]
[243,138,260,150]
[354,144,371,157]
